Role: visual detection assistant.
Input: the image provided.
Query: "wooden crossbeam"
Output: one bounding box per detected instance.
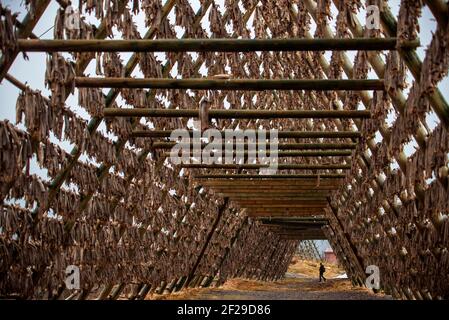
[200,185,339,190]
[194,174,346,179]
[150,142,357,150]
[259,218,328,226]
[209,183,337,188]
[259,216,327,221]
[217,191,330,197]
[16,38,419,52]
[104,108,370,119]
[181,163,350,170]
[276,231,325,236]
[246,211,324,217]
[279,235,327,240]
[75,78,384,91]
[0,0,51,82]
[274,228,325,235]
[165,150,352,157]
[246,205,325,211]
[198,177,339,184]
[237,204,327,209]
[235,198,328,205]
[271,232,326,239]
[275,233,326,238]
[213,190,334,196]
[246,207,325,213]
[228,197,328,202]
[132,130,361,139]
[265,224,325,230]
[262,224,326,230]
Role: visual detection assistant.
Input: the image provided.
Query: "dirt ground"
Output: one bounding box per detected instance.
[147,258,392,300]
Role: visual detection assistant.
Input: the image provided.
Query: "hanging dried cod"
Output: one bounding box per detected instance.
[45,53,75,108]
[0,4,18,64]
[78,87,105,117]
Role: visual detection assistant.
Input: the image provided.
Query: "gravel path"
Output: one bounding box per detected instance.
[164,276,392,300]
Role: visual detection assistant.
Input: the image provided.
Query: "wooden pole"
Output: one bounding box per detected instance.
[184,199,229,287]
[165,150,352,157]
[180,163,350,170]
[75,77,385,91]
[199,182,340,187]
[194,173,345,179]
[236,203,327,208]
[245,211,325,217]
[150,141,357,150]
[104,108,371,119]
[132,130,361,139]
[279,234,326,239]
[135,284,151,300]
[17,38,419,52]
[213,190,336,196]
[235,199,328,205]
[379,5,449,124]
[0,0,51,82]
[219,191,333,197]
[424,0,448,27]
[197,179,341,186]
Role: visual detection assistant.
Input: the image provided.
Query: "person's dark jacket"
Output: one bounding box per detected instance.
[319,265,326,274]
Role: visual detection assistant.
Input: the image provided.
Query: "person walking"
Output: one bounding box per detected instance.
[319,263,327,282]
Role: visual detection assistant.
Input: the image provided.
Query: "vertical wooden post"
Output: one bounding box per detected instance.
[96,284,114,300]
[155,281,167,295]
[135,284,151,300]
[327,202,366,285]
[184,198,229,287]
[108,283,125,300]
[173,276,187,292]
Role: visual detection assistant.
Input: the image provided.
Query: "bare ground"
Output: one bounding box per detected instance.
[147,258,392,300]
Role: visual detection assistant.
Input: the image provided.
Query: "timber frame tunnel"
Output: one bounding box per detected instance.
[0,0,449,300]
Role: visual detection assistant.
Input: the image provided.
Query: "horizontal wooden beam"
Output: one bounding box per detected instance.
[133,130,361,139]
[266,224,325,230]
[275,230,325,235]
[264,225,326,231]
[150,142,357,150]
[194,174,346,179]
[247,208,325,213]
[260,220,328,225]
[104,108,371,119]
[259,216,327,222]
[227,196,327,201]
[246,207,326,212]
[235,199,328,205]
[239,203,327,208]
[276,233,325,238]
[279,235,327,240]
[17,38,419,52]
[180,163,350,170]
[247,212,324,217]
[207,189,336,194]
[75,78,384,91]
[198,178,341,186]
[212,190,334,195]
[217,191,331,197]
[166,150,352,158]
